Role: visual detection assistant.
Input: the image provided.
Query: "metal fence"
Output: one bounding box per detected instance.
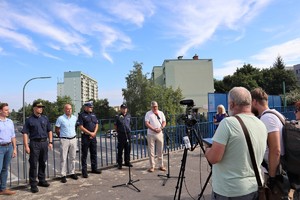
[8,109,294,187]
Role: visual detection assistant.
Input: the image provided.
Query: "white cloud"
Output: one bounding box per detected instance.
[98,0,155,27]
[214,59,244,80]
[51,2,133,61]
[216,38,300,79]
[0,27,37,52]
[251,38,300,67]
[157,0,272,56]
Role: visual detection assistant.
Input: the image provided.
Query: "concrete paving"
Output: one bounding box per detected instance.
[4,147,212,200]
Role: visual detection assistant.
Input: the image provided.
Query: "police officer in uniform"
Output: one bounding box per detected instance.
[22,101,53,193]
[115,104,132,169]
[77,102,101,178]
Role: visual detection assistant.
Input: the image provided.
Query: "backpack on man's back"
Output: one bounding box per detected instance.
[282,121,300,176]
[263,110,300,176]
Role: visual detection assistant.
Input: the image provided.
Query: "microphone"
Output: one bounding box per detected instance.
[155,113,160,120]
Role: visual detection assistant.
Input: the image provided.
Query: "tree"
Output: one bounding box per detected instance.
[214,57,298,96]
[93,98,117,119]
[215,64,262,92]
[261,56,298,95]
[122,62,183,117]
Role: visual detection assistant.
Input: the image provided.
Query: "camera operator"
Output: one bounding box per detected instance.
[145,101,166,173]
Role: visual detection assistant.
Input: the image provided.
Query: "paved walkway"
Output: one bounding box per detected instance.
[4,147,212,200]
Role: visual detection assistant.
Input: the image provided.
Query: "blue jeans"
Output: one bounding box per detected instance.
[0,144,13,191]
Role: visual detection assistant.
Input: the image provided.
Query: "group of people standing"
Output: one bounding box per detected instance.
[0,100,167,195]
[206,86,298,200]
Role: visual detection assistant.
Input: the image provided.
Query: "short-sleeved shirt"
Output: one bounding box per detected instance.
[22,114,52,139]
[55,114,77,138]
[0,118,16,143]
[212,114,267,197]
[77,111,98,132]
[260,109,285,162]
[114,113,131,133]
[144,110,166,135]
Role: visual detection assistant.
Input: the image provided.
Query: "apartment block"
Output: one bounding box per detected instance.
[152,54,214,111]
[57,71,98,115]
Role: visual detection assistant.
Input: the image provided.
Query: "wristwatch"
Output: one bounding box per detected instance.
[49,141,53,144]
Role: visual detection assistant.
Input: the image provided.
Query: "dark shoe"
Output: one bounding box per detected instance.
[124,162,133,167]
[91,169,101,174]
[118,165,122,169]
[61,176,67,183]
[70,174,78,180]
[38,181,50,187]
[82,172,88,178]
[31,186,39,193]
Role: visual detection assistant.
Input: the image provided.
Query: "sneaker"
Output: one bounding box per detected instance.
[61,176,67,183]
[91,169,101,174]
[148,167,154,172]
[124,162,133,167]
[70,174,78,180]
[159,166,166,171]
[118,165,122,169]
[38,181,50,187]
[0,189,16,195]
[30,186,39,193]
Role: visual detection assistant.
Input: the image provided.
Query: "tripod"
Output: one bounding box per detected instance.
[174,126,212,200]
[174,147,189,200]
[157,133,178,186]
[112,158,141,192]
[112,113,141,192]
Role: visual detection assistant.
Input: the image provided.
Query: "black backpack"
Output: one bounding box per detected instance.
[263,110,300,176]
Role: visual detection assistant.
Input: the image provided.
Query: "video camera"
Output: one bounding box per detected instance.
[179,99,197,127]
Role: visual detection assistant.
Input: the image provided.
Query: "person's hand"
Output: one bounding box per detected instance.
[25,146,30,154]
[48,143,53,150]
[155,128,161,133]
[12,149,17,158]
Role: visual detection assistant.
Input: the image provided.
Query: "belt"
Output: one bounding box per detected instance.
[0,142,11,146]
[60,136,76,140]
[31,138,47,142]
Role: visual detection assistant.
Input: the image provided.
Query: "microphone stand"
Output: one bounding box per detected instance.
[112,113,140,192]
[156,114,178,186]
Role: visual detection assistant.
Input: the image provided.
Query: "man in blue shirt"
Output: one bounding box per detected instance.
[55,104,78,183]
[0,103,16,196]
[114,104,132,169]
[77,102,101,178]
[22,101,53,193]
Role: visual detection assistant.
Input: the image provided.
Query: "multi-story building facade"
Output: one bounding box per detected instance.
[57,71,98,115]
[152,54,214,111]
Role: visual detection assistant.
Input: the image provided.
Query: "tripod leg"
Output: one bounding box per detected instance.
[198,171,212,200]
[174,148,188,200]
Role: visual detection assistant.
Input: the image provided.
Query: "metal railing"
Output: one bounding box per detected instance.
[8,109,294,187]
[9,122,213,187]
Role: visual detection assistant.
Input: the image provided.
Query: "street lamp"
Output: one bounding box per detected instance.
[22,76,51,124]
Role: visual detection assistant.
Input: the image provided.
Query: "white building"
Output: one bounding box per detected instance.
[57,71,98,115]
[152,54,214,111]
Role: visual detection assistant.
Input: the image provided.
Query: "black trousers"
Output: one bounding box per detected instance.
[81,135,97,173]
[117,134,131,165]
[29,141,48,186]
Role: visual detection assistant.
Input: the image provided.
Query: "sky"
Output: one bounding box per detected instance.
[1,0,300,111]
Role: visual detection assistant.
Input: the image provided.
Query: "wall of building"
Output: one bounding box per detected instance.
[153,56,214,110]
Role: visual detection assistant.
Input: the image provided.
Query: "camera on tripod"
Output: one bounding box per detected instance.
[179,99,197,127]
